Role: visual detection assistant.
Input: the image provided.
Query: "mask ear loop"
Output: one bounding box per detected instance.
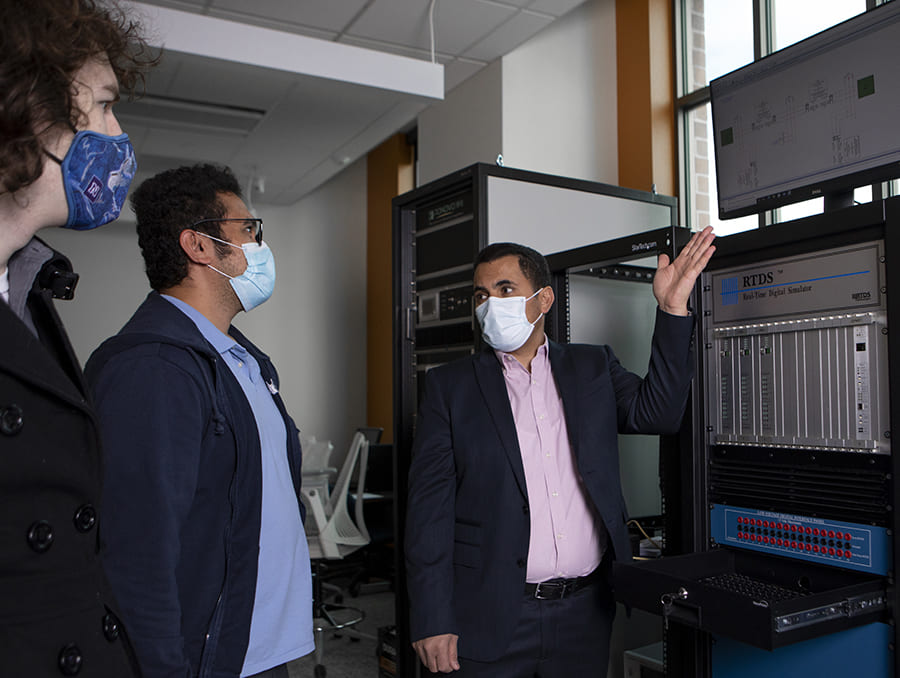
[193,230,243,250]
[524,286,546,326]
[207,264,235,280]
[195,231,245,281]
[42,119,79,165]
[43,149,63,165]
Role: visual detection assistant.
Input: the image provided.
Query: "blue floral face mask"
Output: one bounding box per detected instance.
[48,130,136,230]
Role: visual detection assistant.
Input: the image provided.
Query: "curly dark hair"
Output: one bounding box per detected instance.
[0,0,157,194]
[475,242,551,291]
[132,164,244,291]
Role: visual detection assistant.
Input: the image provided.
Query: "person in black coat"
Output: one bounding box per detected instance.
[0,1,155,675]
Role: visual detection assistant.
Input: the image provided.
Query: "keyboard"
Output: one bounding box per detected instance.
[699,572,810,604]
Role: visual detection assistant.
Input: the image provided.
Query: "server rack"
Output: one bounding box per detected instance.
[392,163,677,676]
[614,198,900,678]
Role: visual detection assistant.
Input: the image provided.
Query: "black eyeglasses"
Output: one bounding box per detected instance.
[191,218,263,245]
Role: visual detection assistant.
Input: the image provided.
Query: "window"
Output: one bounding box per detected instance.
[677,0,883,234]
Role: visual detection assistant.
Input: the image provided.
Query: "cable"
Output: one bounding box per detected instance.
[428,0,436,63]
[626,519,663,552]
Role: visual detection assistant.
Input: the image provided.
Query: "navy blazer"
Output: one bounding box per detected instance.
[405,308,695,662]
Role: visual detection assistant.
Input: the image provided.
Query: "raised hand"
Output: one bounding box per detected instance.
[652,226,716,316]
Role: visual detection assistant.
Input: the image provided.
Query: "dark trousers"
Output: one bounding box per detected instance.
[437,580,616,678]
[245,663,290,678]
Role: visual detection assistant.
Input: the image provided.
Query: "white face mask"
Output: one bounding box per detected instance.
[475,287,544,352]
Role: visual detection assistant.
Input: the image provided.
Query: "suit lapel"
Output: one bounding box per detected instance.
[473,349,529,499]
[549,341,582,462]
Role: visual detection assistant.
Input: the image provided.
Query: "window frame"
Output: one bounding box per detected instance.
[674,0,890,231]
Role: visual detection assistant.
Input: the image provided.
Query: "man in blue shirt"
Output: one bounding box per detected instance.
[85,164,314,678]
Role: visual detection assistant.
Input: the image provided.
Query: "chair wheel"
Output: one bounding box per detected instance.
[314,664,327,678]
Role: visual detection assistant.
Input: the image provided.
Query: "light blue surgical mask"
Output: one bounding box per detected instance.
[47,130,136,230]
[197,232,276,311]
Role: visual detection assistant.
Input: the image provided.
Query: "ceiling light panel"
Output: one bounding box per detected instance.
[116,96,264,135]
[126,2,444,99]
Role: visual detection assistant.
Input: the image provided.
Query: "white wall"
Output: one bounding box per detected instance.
[417,0,617,187]
[41,157,368,459]
[417,59,503,185]
[235,159,368,460]
[502,0,618,184]
[41,216,153,363]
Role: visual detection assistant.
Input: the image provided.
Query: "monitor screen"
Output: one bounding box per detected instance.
[710,2,900,219]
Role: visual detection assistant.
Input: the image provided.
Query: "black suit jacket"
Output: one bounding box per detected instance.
[405,309,695,662]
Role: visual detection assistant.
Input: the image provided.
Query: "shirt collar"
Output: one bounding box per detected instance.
[494,335,549,373]
[160,294,238,356]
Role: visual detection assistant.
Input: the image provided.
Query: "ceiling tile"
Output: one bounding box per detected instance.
[152,52,295,110]
[463,9,552,61]
[278,77,399,147]
[330,98,426,163]
[444,58,489,92]
[527,0,588,17]
[339,34,451,63]
[487,0,535,7]
[349,0,515,55]
[124,0,592,203]
[203,10,337,40]
[209,0,370,31]
[226,74,401,196]
[133,0,209,12]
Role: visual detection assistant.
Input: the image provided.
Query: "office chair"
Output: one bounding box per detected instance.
[299,432,335,475]
[302,431,374,678]
[356,425,383,444]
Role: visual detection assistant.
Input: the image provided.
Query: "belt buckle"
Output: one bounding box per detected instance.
[533,580,567,600]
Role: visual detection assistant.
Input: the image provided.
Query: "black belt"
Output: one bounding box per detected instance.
[524,567,603,600]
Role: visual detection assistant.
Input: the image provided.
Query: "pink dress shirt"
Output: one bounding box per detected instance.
[496,337,607,583]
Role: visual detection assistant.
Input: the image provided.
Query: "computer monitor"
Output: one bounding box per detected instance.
[710,1,900,219]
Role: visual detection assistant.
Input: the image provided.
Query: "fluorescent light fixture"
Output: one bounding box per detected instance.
[125,1,444,100]
[115,94,266,136]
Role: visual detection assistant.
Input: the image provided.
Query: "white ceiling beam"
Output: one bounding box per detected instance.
[126,1,444,100]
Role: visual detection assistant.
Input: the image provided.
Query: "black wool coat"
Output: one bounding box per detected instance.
[0,246,138,677]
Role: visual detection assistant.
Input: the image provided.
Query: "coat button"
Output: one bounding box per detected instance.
[1,404,24,435]
[73,505,96,533]
[522,505,529,515]
[516,558,526,568]
[102,613,120,642]
[27,521,54,553]
[58,644,82,675]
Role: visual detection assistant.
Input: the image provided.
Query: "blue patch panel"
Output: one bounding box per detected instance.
[710,504,891,575]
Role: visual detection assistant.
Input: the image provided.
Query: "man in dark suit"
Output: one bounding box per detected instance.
[405,228,715,676]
